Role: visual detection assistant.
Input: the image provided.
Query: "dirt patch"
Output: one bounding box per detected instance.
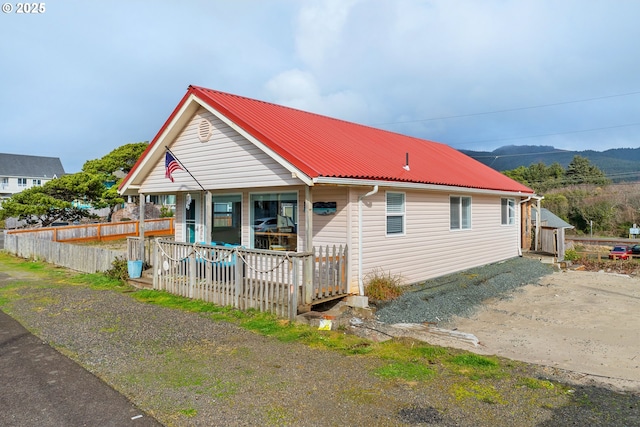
[434,270,640,393]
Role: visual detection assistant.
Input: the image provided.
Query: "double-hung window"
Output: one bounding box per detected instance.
[17,178,27,187]
[450,196,471,230]
[501,198,516,225]
[386,192,405,235]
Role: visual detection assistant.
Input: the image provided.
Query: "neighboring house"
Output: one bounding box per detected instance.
[119,85,539,294]
[0,153,65,201]
[532,207,574,260]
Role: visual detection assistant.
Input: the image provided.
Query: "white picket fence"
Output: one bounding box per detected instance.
[150,239,349,320]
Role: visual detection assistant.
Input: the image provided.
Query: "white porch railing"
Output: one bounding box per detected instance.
[148,239,348,320]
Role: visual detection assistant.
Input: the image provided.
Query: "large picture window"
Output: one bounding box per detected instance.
[450,196,471,230]
[211,194,242,245]
[386,192,405,235]
[501,198,516,225]
[251,192,297,251]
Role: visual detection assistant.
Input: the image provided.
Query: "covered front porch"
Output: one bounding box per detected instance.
[128,237,349,320]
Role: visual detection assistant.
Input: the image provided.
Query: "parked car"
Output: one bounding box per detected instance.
[630,244,640,255]
[253,216,296,232]
[609,245,632,260]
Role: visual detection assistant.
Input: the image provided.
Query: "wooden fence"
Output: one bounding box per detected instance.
[5,218,174,243]
[4,234,125,273]
[149,239,349,320]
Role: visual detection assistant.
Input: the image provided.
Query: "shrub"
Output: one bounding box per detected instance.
[105,256,129,283]
[160,205,174,218]
[364,268,404,303]
[564,248,579,261]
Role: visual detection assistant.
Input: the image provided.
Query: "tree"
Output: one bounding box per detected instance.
[0,186,90,227]
[0,142,148,227]
[565,155,609,186]
[82,142,148,221]
[82,142,148,178]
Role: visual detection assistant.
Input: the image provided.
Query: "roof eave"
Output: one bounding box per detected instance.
[313,176,536,197]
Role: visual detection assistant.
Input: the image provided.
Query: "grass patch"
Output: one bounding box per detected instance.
[178,408,197,417]
[374,360,435,381]
[69,272,130,290]
[518,377,556,390]
[452,381,507,404]
[447,353,505,380]
[265,405,294,426]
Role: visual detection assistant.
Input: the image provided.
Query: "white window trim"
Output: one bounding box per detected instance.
[501,198,516,226]
[450,195,472,231]
[386,191,406,236]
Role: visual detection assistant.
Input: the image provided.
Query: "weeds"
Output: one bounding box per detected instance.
[364,268,404,303]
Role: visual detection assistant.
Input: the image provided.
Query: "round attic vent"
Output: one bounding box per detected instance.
[198,119,212,142]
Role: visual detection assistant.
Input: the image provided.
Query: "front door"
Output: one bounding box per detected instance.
[185,196,196,243]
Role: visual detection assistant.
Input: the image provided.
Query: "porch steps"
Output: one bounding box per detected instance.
[127,268,153,290]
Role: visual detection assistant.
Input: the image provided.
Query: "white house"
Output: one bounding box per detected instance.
[0,153,65,201]
[119,85,539,296]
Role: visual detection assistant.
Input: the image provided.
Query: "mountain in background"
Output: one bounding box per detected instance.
[461,145,640,181]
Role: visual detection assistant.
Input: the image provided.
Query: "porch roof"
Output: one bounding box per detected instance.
[120,85,534,195]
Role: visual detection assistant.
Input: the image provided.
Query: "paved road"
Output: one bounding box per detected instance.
[0,308,162,427]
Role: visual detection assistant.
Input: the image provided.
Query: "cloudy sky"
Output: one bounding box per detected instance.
[2,0,639,173]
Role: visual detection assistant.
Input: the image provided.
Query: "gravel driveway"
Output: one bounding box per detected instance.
[1,256,638,426]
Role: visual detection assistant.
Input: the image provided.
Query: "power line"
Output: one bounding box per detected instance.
[374,90,640,126]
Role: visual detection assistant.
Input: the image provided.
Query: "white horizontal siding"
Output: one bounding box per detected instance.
[311,187,349,248]
[140,107,300,194]
[358,190,520,285]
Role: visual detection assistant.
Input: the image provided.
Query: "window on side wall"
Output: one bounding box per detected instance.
[501,198,515,225]
[450,196,471,230]
[386,192,405,235]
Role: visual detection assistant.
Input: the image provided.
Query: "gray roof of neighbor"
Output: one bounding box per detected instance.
[0,153,66,178]
[534,207,574,229]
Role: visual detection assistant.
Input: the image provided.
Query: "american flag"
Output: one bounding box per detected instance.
[165,151,182,182]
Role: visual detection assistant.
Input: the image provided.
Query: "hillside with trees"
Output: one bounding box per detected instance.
[463,145,640,182]
[502,155,640,237]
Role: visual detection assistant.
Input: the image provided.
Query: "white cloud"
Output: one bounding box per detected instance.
[264,68,373,123]
[294,0,362,68]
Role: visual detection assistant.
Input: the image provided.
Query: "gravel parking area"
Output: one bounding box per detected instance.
[375,257,556,325]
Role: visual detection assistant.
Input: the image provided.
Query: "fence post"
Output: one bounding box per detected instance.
[290,257,299,321]
[189,247,196,299]
[234,248,242,309]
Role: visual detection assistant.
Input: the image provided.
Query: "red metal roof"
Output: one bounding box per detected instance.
[122,85,534,194]
[190,86,533,193]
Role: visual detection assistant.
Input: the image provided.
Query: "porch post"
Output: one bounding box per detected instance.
[304,185,313,305]
[139,192,146,262]
[205,191,212,243]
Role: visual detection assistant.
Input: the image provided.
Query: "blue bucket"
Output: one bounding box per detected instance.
[127,260,143,279]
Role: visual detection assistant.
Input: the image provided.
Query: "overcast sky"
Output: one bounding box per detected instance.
[2,0,639,173]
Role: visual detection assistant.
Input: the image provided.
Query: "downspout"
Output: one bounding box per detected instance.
[358,185,379,295]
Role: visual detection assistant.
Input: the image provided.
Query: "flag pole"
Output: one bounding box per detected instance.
[165,146,206,192]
